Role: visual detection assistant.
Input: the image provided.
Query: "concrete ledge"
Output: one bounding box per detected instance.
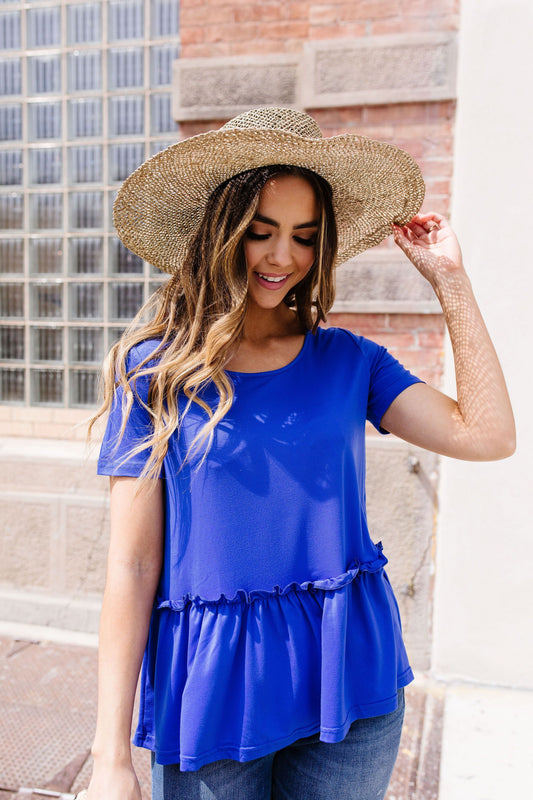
[172,34,457,121]
[173,53,301,121]
[302,33,458,108]
[333,251,441,314]
[0,587,102,635]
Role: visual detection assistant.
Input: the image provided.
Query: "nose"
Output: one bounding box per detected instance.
[267,235,293,269]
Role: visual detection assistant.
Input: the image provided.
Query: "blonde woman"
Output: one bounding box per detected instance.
[86,108,515,800]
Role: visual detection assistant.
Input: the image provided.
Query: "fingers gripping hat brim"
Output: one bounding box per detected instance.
[113,126,425,274]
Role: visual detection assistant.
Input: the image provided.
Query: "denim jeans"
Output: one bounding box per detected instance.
[151,688,405,800]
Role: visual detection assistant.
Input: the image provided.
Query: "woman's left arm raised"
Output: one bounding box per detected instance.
[380,213,516,461]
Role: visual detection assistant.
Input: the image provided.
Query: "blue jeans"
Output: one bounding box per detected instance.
[151,688,405,800]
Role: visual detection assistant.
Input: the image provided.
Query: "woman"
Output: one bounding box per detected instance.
[86,108,515,800]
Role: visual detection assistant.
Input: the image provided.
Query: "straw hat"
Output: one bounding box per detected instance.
[114,106,425,274]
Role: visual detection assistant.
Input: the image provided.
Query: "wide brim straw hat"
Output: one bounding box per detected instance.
[114,106,425,274]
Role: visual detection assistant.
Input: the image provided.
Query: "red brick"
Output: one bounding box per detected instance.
[339,1,401,22]
[180,26,206,44]
[181,5,230,25]
[230,39,295,56]
[286,2,312,21]
[418,330,445,349]
[179,119,227,138]
[309,5,339,25]
[425,178,451,196]
[181,0,206,8]
[309,22,366,39]
[207,0,252,6]
[426,101,456,121]
[258,20,310,38]
[233,4,284,23]
[205,22,260,42]
[181,42,233,57]
[370,18,434,34]
[418,158,454,178]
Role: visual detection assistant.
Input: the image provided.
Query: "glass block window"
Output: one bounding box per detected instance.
[110,282,143,321]
[70,282,103,320]
[29,148,62,185]
[68,98,102,138]
[109,95,144,135]
[0,368,24,402]
[0,284,24,317]
[29,102,62,140]
[70,191,103,229]
[109,48,144,89]
[31,368,63,404]
[71,327,103,363]
[69,145,103,184]
[0,326,24,360]
[0,0,179,409]
[32,326,63,361]
[0,193,23,229]
[67,3,102,45]
[0,11,21,50]
[70,368,99,406]
[109,142,144,182]
[0,104,22,140]
[0,239,24,273]
[31,283,63,319]
[151,94,178,134]
[152,0,179,37]
[0,58,22,95]
[0,149,22,185]
[27,7,61,49]
[30,193,63,230]
[151,44,179,87]
[29,238,63,274]
[69,238,103,274]
[109,1,144,41]
[110,237,143,273]
[68,51,102,92]
[28,55,62,95]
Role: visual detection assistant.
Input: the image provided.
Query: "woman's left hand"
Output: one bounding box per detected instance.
[392,213,464,286]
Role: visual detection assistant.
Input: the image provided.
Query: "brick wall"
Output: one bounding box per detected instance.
[180,0,460,57]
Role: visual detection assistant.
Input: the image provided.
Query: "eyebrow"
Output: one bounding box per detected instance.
[253,213,319,230]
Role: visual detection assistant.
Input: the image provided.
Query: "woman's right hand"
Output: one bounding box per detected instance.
[86,760,142,800]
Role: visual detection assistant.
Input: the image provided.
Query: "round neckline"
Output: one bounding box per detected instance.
[225,330,312,377]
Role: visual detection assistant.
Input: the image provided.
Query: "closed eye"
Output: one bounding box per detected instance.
[245,230,270,241]
[294,235,316,247]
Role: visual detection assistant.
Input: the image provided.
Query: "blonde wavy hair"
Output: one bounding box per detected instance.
[88,165,338,481]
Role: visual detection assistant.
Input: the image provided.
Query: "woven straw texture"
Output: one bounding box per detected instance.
[113,107,425,274]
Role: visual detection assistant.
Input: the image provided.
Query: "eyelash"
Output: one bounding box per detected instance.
[246,231,316,247]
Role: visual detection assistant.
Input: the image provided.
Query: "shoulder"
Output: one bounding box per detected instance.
[313,325,383,363]
[125,337,165,372]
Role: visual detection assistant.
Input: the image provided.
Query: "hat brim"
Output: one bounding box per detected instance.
[113,128,425,274]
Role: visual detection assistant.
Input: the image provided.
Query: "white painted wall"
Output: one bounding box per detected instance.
[433,0,533,687]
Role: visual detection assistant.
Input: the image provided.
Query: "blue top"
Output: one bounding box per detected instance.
[97,326,422,772]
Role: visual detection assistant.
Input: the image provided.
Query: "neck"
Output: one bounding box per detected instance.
[242,301,300,342]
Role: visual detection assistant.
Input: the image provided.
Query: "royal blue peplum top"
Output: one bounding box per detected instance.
[97,325,422,771]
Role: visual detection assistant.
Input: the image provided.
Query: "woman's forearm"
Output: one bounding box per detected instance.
[431,269,515,459]
[91,477,164,766]
[385,215,516,461]
[91,563,160,764]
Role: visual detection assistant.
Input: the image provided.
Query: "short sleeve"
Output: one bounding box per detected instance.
[97,340,161,477]
[353,335,423,433]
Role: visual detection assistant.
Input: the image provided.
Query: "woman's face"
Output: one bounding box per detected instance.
[243,174,318,311]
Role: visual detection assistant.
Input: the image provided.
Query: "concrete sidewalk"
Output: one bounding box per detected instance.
[1,623,531,799]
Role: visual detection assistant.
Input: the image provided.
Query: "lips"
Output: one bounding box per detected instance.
[254,271,290,290]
